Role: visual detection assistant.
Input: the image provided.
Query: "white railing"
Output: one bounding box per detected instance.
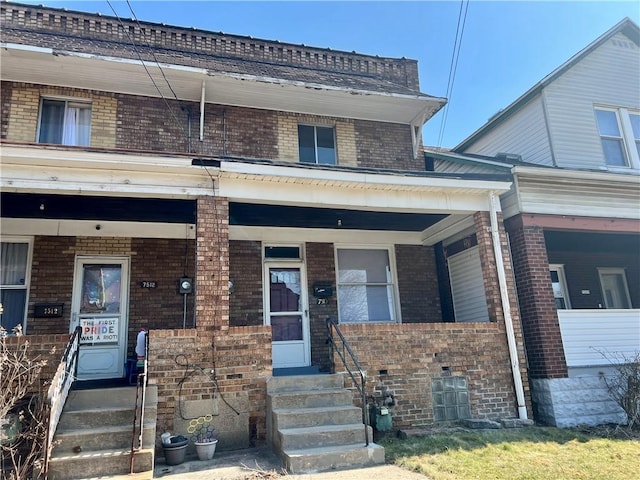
[558,309,640,367]
[44,326,81,478]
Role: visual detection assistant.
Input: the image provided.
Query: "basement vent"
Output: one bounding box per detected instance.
[432,376,471,422]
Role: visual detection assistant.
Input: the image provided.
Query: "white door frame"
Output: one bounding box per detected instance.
[71,256,130,381]
[263,260,311,369]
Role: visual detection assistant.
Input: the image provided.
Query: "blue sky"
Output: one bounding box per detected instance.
[14,1,640,148]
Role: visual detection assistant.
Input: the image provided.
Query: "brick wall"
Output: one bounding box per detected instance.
[195,196,229,331]
[27,236,194,354]
[305,242,338,372]
[229,240,263,327]
[396,245,442,322]
[338,323,524,427]
[1,3,419,90]
[505,215,568,379]
[355,120,419,168]
[148,325,271,449]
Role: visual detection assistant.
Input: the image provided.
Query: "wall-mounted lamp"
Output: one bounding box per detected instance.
[229,280,234,295]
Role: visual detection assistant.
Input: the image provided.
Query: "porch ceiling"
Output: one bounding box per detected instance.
[230,203,447,231]
[1,43,444,125]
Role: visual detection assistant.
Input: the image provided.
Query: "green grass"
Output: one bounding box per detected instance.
[379,427,640,480]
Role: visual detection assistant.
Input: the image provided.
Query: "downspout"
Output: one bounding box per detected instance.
[488,190,528,420]
[199,80,205,142]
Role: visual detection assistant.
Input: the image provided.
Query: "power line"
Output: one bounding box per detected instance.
[105,0,188,138]
[437,0,470,149]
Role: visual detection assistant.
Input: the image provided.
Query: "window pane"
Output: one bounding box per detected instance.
[601,138,627,166]
[1,243,28,286]
[337,249,390,283]
[0,289,27,333]
[595,109,621,136]
[338,285,392,322]
[601,272,631,309]
[39,99,65,144]
[80,265,122,314]
[271,315,302,341]
[316,127,336,165]
[298,125,316,163]
[629,113,640,140]
[269,269,301,312]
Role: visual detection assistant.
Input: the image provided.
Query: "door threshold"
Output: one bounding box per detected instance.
[72,377,130,390]
[272,366,322,377]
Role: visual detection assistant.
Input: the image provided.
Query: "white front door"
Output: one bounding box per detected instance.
[71,257,129,381]
[265,264,310,369]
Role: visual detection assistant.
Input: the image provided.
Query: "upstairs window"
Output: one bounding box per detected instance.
[298,125,336,165]
[1,240,31,334]
[595,107,640,169]
[38,99,91,146]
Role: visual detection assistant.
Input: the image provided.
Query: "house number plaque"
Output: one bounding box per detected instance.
[33,303,64,318]
[140,281,158,288]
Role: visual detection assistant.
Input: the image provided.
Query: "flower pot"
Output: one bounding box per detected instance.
[163,436,188,465]
[194,438,218,461]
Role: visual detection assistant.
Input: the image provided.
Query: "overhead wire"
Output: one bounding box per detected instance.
[436,0,470,149]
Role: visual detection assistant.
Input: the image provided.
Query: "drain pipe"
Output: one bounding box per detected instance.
[488,191,528,420]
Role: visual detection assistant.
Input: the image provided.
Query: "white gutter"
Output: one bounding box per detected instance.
[489,190,528,420]
[512,165,640,183]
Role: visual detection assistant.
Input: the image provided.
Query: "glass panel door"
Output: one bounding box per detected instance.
[266,265,309,369]
[72,257,129,380]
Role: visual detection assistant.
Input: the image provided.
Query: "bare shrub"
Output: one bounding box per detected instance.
[599,350,640,431]
[1,326,49,480]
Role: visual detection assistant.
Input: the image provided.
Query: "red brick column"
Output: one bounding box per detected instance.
[195,196,229,332]
[505,215,568,379]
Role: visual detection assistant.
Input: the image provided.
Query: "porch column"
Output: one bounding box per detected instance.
[505,215,568,379]
[195,196,230,332]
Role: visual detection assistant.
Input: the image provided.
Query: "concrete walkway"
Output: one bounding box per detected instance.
[153,446,426,480]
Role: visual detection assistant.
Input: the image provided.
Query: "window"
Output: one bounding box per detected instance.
[594,107,640,169]
[598,268,632,309]
[38,98,91,146]
[1,240,31,334]
[549,265,571,310]
[336,248,397,323]
[298,125,336,165]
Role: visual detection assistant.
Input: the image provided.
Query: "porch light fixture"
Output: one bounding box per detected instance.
[228,280,234,294]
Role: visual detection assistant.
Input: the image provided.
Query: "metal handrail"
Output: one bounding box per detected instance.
[129,332,149,473]
[44,325,81,478]
[326,317,369,446]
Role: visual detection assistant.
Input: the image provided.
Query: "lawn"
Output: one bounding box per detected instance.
[378,426,640,480]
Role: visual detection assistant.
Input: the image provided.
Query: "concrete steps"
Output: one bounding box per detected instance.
[47,385,157,480]
[267,373,384,474]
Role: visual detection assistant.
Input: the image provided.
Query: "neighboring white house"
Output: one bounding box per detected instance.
[428,17,640,427]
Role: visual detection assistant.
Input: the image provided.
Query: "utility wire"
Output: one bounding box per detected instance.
[105,0,187,138]
[436,0,470,149]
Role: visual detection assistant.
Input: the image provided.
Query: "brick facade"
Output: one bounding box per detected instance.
[505,215,568,379]
[396,245,442,322]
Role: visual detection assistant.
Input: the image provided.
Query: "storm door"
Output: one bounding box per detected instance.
[71,257,129,381]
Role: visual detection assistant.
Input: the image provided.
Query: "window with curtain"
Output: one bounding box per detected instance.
[1,241,30,333]
[336,248,396,323]
[38,99,91,146]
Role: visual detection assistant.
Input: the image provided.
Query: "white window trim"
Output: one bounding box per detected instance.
[549,264,571,310]
[334,244,401,324]
[597,267,632,309]
[36,96,92,145]
[298,123,337,165]
[0,236,34,334]
[594,106,640,170]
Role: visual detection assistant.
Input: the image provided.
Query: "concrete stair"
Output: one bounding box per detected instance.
[47,385,157,480]
[267,374,384,474]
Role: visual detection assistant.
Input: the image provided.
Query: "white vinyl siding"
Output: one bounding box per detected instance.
[558,309,640,367]
[515,175,640,219]
[447,246,489,323]
[462,97,553,166]
[543,33,640,170]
